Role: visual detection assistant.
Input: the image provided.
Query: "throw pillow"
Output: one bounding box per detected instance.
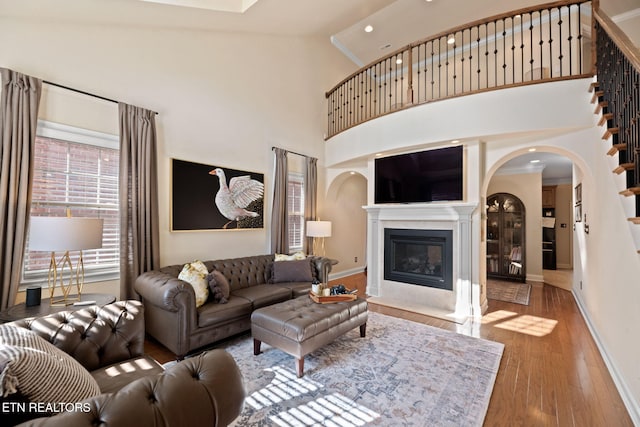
[0,324,101,405]
[271,258,314,283]
[178,260,210,308]
[206,270,230,304]
[275,252,306,261]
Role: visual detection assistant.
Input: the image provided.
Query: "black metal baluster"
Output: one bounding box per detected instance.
[477,25,481,90]
[540,10,544,79]
[486,24,490,89]
[568,5,573,76]
[578,3,583,74]
[438,37,446,99]
[512,18,516,84]
[520,15,524,82]
[461,30,465,94]
[529,12,534,79]
[502,18,507,85]
[468,27,474,91]
[495,20,499,87]
[558,7,564,76]
[549,8,553,78]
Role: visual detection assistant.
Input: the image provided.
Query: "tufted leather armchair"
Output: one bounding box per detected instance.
[3,301,245,427]
[135,254,335,359]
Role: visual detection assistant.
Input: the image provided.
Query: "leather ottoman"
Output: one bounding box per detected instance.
[251,295,368,377]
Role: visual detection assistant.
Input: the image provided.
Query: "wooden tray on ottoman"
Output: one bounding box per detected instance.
[309,291,357,304]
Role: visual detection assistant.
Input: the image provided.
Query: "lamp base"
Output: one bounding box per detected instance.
[47,250,85,306]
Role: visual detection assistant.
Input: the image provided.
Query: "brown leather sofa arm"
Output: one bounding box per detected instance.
[134,270,196,312]
[307,256,337,283]
[20,350,245,427]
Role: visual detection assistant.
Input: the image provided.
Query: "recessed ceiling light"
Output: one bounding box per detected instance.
[530,159,541,163]
[528,148,537,152]
[451,139,460,144]
[447,35,455,45]
[425,0,433,2]
[396,58,403,65]
[364,25,373,33]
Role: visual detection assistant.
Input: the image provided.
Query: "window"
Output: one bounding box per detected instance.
[22,121,120,285]
[287,173,305,253]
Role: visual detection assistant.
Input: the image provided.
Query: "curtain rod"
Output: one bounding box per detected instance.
[271,146,315,159]
[43,80,159,115]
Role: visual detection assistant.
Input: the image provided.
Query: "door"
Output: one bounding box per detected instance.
[487,193,526,282]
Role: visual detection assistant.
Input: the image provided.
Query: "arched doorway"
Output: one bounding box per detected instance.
[483,147,590,292]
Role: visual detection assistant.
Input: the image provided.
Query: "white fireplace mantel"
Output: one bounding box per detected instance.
[364,203,481,323]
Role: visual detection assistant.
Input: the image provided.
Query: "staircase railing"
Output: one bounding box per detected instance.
[326,0,594,139]
[593,10,640,218]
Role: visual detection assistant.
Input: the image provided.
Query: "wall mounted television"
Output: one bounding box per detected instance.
[374,146,463,204]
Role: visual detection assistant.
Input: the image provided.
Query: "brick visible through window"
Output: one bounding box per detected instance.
[22,121,120,284]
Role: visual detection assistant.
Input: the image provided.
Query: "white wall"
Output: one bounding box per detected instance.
[324,172,368,275]
[0,18,353,269]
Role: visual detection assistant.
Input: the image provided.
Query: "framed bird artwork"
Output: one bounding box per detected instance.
[171,158,264,231]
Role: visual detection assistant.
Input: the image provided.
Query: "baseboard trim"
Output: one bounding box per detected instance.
[556,263,572,269]
[329,266,365,281]
[526,274,544,282]
[572,290,640,425]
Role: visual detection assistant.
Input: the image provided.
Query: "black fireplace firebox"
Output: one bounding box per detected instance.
[383,228,453,290]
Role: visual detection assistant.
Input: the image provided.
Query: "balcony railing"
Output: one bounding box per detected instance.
[594,10,640,215]
[326,0,594,139]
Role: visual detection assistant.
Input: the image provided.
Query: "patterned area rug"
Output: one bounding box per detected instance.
[486,280,532,305]
[209,312,504,426]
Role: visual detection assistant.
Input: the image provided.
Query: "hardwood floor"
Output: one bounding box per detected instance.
[145,273,633,426]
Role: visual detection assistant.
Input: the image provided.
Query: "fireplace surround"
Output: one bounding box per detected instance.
[365,203,481,323]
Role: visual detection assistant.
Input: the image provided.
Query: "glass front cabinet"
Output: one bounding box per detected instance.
[486,193,526,282]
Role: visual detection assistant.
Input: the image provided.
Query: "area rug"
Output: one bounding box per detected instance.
[206,312,504,426]
[486,280,531,305]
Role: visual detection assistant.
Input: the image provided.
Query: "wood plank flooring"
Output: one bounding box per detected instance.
[145,273,633,426]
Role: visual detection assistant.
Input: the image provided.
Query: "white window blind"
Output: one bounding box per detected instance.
[287,173,305,253]
[22,121,120,284]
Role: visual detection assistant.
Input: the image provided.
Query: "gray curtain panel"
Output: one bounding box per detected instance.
[303,156,318,254]
[118,103,160,300]
[0,68,42,310]
[270,148,289,254]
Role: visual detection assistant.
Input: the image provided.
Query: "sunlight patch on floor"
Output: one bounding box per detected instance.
[245,365,380,426]
[270,392,380,427]
[246,366,321,409]
[495,314,558,337]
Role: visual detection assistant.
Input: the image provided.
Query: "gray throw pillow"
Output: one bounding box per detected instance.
[272,259,314,283]
[207,270,230,303]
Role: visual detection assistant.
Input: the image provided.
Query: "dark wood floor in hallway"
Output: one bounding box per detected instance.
[146,273,633,426]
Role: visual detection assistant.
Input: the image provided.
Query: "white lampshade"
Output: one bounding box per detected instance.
[306,220,332,238]
[29,217,104,252]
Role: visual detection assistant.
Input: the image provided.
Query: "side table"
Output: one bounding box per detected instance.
[0,293,116,322]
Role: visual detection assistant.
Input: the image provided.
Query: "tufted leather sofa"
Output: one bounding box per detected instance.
[2,300,245,426]
[134,254,335,359]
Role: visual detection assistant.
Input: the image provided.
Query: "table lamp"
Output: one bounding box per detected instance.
[29,215,104,305]
[306,220,332,256]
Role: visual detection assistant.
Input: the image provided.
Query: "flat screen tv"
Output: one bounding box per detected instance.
[374,146,463,204]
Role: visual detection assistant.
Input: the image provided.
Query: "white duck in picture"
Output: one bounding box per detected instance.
[209,168,264,229]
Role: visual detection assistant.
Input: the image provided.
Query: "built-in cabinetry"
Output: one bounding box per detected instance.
[486,193,526,282]
[542,185,556,208]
